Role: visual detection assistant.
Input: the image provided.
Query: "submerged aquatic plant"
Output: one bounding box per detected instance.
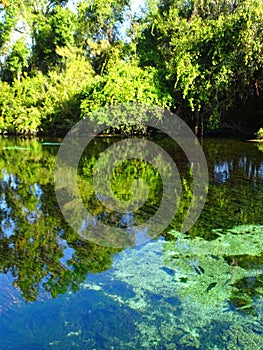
[164,225,263,313]
[83,225,263,348]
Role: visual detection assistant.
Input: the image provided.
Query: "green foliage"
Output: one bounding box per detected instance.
[3,38,30,82]
[75,0,129,45]
[0,73,47,133]
[32,5,76,72]
[0,0,21,52]
[80,60,172,129]
[0,48,94,134]
[137,0,263,133]
[255,127,263,140]
[0,0,263,134]
[75,0,130,73]
[41,46,94,132]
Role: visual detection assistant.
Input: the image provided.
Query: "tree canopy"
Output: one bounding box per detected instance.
[0,0,262,135]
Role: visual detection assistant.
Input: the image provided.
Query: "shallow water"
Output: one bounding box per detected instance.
[0,136,263,349]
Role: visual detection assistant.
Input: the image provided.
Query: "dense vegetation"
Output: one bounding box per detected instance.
[0,0,263,135]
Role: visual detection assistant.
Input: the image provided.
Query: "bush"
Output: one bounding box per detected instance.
[255,128,263,140]
[0,47,94,134]
[80,60,172,131]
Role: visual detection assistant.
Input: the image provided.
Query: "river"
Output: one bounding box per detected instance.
[0,136,263,349]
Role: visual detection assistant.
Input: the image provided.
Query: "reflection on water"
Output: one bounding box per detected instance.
[214,161,232,183]
[0,136,263,348]
[214,156,263,184]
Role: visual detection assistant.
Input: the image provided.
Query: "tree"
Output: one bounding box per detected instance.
[76,0,129,45]
[24,0,69,16]
[136,0,263,134]
[75,0,130,73]
[0,0,22,64]
[31,5,76,72]
[0,1,71,76]
[80,59,172,125]
[3,38,30,82]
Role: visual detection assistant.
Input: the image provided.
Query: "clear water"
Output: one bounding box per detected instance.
[0,136,263,349]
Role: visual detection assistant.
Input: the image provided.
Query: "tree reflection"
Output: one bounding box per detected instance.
[1,136,263,303]
[0,137,119,302]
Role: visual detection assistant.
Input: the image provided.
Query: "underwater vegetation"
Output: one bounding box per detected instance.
[83,224,263,349]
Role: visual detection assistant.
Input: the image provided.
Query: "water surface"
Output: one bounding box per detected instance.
[0,136,263,349]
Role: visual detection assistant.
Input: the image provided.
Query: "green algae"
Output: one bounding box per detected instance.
[83,224,263,348]
[164,225,263,314]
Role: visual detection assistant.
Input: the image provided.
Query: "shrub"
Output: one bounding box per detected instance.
[255,128,263,140]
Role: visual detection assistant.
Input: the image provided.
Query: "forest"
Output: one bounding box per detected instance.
[0,0,263,136]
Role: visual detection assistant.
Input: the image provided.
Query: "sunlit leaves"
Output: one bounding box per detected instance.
[3,38,30,82]
[136,0,263,132]
[80,60,172,121]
